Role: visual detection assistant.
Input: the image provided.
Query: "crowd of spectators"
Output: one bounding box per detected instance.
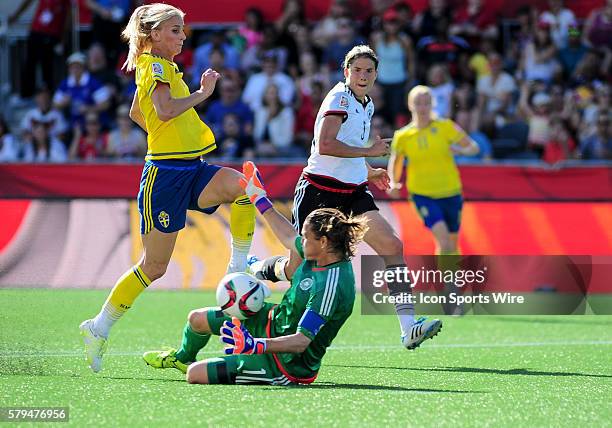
[0,0,610,163]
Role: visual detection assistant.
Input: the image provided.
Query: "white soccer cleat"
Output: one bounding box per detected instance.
[402,317,442,350]
[79,319,107,373]
[245,255,272,297]
[245,254,265,279]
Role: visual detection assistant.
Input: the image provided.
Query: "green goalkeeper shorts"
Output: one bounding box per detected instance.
[205,303,294,386]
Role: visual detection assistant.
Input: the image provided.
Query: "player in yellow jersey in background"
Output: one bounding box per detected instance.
[388,85,479,255]
[80,3,255,373]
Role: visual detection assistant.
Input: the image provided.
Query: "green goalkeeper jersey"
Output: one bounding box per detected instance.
[270,236,356,379]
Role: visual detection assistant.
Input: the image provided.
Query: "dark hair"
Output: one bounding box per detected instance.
[282,0,306,23]
[516,5,532,16]
[0,115,8,137]
[343,45,379,70]
[311,80,324,93]
[35,85,51,95]
[262,83,281,107]
[209,46,225,58]
[394,2,412,14]
[245,7,264,31]
[304,208,369,259]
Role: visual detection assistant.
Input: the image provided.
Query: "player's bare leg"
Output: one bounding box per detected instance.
[186,360,210,384]
[143,308,212,374]
[81,229,177,372]
[363,210,442,349]
[197,167,255,273]
[363,211,413,325]
[431,222,463,315]
[431,222,456,254]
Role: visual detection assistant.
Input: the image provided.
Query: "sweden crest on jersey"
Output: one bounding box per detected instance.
[158,211,170,228]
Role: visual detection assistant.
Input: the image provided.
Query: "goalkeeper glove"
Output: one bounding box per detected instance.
[239,161,272,214]
[220,317,267,355]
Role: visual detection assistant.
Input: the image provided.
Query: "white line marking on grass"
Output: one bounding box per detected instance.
[329,340,612,350]
[2,340,612,358]
[0,350,219,357]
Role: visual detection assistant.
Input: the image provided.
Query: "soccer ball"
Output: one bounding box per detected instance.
[216,272,268,320]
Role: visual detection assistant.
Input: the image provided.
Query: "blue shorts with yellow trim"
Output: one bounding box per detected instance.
[411,193,463,233]
[137,159,222,234]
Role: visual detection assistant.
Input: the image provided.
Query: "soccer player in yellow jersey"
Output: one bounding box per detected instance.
[388,85,479,255]
[79,3,256,373]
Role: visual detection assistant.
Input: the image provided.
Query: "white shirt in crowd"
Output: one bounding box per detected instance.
[477,72,517,114]
[20,108,67,139]
[253,107,295,149]
[540,8,577,49]
[21,139,68,162]
[431,82,455,118]
[0,134,19,162]
[242,72,295,111]
[107,128,146,158]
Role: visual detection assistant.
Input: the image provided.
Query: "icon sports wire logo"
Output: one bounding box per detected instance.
[359,255,612,316]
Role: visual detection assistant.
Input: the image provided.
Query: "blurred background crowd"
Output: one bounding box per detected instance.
[0,0,610,163]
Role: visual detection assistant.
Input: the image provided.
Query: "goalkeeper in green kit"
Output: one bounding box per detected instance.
[143,161,368,385]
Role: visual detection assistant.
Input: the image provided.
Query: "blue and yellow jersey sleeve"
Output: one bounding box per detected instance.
[139,55,173,96]
[135,53,216,160]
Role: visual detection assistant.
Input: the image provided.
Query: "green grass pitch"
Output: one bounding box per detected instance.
[1,289,611,427]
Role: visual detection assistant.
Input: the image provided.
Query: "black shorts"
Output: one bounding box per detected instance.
[291,173,379,231]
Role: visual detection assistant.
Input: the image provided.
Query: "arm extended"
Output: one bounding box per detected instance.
[387,151,405,190]
[261,206,301,252]
[150,68,219,122]
[264,332,311,354]
[240,161,300,252]
[452,134,480,156]
[318,115,389,158]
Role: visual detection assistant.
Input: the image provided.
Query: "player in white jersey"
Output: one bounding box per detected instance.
[255,46,442,350]
[302,81,377,186]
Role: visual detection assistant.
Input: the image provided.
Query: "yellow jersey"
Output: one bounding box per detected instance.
[391,118,465,198]
[135,53,216,160]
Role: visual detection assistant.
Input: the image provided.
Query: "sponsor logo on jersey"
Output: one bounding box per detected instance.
[299,277,314,291]
[158,211,170,228]
[152,62,164,76]
[339,95,349,109]
[431,127,437,134]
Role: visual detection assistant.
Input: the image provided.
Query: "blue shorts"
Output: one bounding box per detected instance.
[137,159,222,234]
[411,193,463,233]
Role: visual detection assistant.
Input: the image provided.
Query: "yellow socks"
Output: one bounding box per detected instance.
[92,266,151,338]
[227,195,255,273]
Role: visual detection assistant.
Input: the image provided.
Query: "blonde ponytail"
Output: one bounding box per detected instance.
[121,3,185,72]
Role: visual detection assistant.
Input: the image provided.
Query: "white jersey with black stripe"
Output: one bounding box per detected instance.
[304,82,375,185]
